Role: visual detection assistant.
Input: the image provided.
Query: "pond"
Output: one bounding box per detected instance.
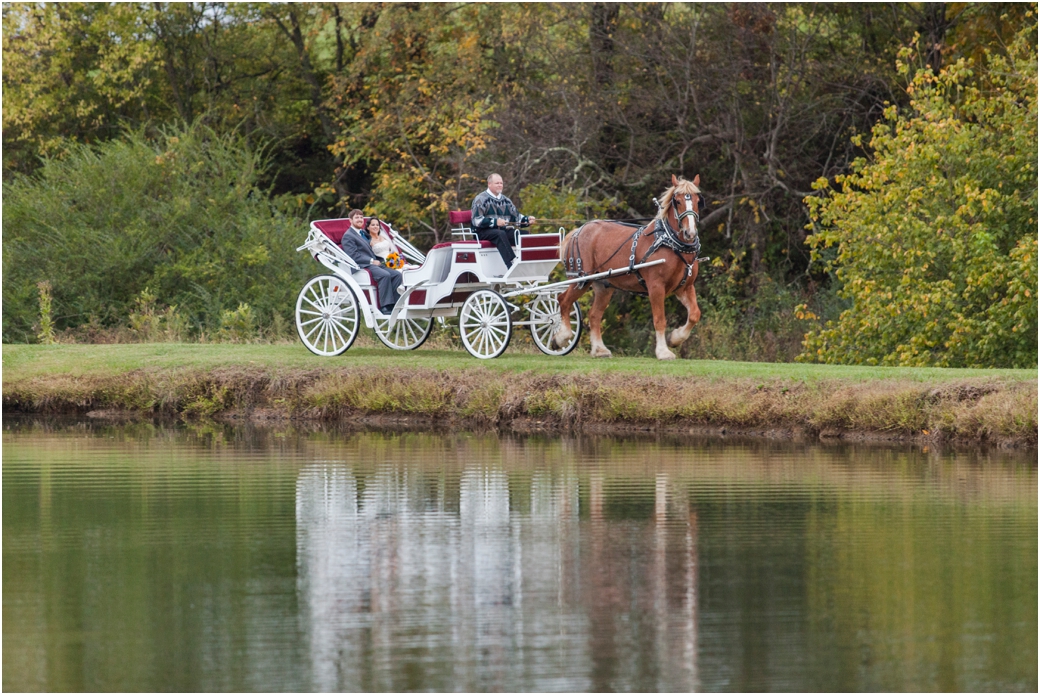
[3,418,1036,692]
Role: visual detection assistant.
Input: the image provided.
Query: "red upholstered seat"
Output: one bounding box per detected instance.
[356,267,380,306]
[449,210,472,225]
[312,219,353,244]
[313,217,393,245]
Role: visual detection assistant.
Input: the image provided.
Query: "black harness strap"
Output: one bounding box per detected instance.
[565,203,703,294]
[564,224,587,277]
[633,217,703,291]
[604,227,643,270]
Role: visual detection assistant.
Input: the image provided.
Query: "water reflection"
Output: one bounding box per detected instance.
[3,419,1036,692]
[294,459,699,691]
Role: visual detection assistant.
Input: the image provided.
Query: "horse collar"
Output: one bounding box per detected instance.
[651,218,701,257]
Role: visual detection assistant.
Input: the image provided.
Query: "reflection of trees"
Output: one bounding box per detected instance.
[5,425,1035,691]
[585,471,699,691]
[295,459,700,691]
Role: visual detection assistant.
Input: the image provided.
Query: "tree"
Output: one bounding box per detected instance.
[325,3,505,242]
[2,3,161,175]
[801,19,1037,367]
[2,124,308,342]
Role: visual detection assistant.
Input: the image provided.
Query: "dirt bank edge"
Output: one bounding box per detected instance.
[4,366,1037,448]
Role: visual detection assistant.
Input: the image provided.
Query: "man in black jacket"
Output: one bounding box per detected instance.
[470,173,537,268]
[339,209,401,314]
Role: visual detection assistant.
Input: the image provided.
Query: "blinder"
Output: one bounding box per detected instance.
[673,191,702,228]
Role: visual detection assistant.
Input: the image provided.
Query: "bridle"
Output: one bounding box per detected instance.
[670,189,703,243]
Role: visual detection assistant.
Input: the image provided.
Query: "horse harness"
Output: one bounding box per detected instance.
[564,193,706,293]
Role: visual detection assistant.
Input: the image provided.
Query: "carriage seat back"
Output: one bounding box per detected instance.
[449,210,472,226]
[312,219,353,245]
[313,218,393,245]
[449,210,476,240]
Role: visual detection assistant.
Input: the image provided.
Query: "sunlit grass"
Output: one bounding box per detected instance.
[4,343,1036,383]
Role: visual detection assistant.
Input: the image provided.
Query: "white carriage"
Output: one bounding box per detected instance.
[294,211,586,359]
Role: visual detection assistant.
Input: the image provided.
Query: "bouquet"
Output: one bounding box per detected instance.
[384,251,405,270]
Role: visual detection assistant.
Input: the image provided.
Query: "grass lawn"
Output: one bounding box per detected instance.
[4,342,1036,384]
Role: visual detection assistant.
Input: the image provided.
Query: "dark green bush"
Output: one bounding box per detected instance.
[3,124,312,342]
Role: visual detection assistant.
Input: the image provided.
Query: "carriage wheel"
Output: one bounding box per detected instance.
[373,314,433,351]
[459,290,513,359]
[295,275,360,356]
[529,292,583,356]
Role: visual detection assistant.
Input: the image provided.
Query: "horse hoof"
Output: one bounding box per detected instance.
[667,330,687,348]
[591,347,613,358]
[656,350,676,360]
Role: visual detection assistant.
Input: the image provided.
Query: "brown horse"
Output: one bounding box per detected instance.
[553,175,705,360]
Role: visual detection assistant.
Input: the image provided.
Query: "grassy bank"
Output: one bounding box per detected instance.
[3,344,1037,447]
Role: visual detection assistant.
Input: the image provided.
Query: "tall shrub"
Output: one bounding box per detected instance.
[2,124,310,342]
[801,24,1038,368]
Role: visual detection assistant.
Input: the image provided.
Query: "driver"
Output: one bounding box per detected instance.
[470,173,537,268]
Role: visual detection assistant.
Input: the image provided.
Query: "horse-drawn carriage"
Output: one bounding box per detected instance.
[295,175,704,360]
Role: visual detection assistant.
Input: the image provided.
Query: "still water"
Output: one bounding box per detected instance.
[3,418,1036,692]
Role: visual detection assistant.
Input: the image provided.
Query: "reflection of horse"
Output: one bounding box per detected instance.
[553,175,705,359]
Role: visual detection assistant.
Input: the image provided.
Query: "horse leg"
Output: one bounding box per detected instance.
[588,283,615,358]
[667,282,702,347]
[648,284,676,360]
[552,284,588,349]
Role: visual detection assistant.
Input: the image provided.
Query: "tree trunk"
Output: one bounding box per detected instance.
[589,2,620,87]
[920,2,949,71]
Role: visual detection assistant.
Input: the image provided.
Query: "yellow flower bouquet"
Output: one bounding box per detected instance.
[384,251,405,270]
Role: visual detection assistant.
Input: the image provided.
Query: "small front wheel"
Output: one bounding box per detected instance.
[373,314,433,350]
[529,292,582,356]
[296,275,360,356]
[459,290,512,359]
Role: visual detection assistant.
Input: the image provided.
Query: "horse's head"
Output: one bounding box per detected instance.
[658,174,704,244]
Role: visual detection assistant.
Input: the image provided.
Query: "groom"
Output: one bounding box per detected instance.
[339,209,402,314]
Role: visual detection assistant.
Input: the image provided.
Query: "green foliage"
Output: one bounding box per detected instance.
[4,3,1035,358]
[517,182,616,224]
[327,4,504,239]
[802,22,1038,368]
[217,303,257,343]
[2,123,311,342]
[35,281,56,345]
[591,268,835,362]
[128,289,188,343]
[2,3,161,174]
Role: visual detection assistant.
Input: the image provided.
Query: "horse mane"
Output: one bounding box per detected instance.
[654,178,701,221]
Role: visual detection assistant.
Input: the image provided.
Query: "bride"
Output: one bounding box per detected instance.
[366,216,394,259]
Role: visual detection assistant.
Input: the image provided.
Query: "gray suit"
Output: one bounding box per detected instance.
[340,227,402,313]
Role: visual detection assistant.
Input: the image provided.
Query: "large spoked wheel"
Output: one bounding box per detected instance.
[529,292,583,356]
[459,290,513,359]
[295,275,360,356]
[373,314,433,350]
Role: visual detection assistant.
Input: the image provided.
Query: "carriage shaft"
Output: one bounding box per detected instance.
[500,258,666,298]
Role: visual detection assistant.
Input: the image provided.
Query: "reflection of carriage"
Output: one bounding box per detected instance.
[294,211,665,359]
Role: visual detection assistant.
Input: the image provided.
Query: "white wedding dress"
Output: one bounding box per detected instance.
[370,236,393,258]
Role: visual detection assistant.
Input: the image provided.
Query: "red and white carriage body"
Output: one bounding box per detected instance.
[295,211,581,358]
